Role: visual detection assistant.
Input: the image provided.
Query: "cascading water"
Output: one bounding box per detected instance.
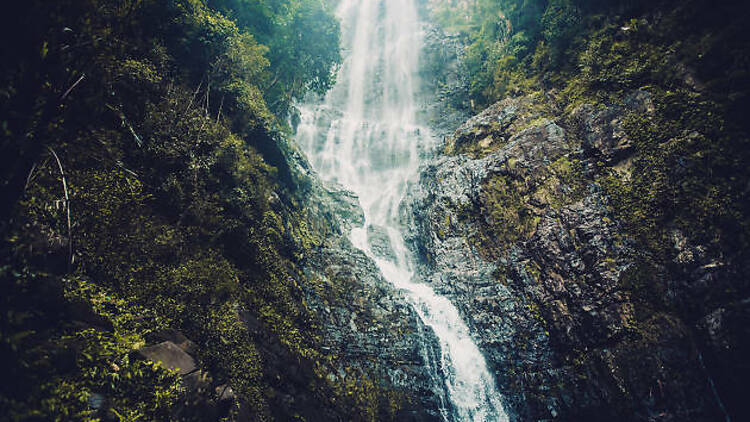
[296,1,508,420]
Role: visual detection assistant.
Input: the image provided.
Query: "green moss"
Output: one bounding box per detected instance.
[523,260,543,282]
[465,154,586,259]
[454,0,750,313]
[449,93,556,158]
[0,271,183,422]
[470,174,538,257]
[543,156,587,209]
[600,87,748,273]
[432,2,750,418]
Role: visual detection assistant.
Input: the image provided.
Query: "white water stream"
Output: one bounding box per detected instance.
[296,1,507,420]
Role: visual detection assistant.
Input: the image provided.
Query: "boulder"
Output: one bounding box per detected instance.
[146,329,198,355]
[138,341,196,375]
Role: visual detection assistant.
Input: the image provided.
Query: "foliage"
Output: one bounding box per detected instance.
[207,0,342,115]
[437,3,749,419]
[427,0,548,107]
[0,269,183,422]
[433,0,750,267]
[440,0,750,382]
[477,174,538,249]
[0,0,384,420]
[540,0,581,63]
[427,0,688,107]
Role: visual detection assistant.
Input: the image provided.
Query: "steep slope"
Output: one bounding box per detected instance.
[407,0,750,420]
[0,1,443,420]
[296,0,507,420]
[406,92,741,420]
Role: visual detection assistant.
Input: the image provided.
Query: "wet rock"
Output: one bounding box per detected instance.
[367,224,397,261]
[420,25,472,138]
[255,150,447,420]
[572,90,652,167]
[696,299,750,420]
[445,95,555,157]
[405,93,735,421]
[301,235,447,420]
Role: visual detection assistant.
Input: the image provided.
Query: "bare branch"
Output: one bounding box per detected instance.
[47,147,73,269]
[217,95,225,124]
[24,162,38,192]
[185,79,204,115]
[61,73,86,100]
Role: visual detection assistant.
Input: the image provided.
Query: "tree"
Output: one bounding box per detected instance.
[207,0,341,116]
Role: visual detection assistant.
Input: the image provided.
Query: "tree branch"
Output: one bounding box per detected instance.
[47,147,73,270]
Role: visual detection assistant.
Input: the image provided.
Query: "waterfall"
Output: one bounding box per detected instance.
[296,1,507,420]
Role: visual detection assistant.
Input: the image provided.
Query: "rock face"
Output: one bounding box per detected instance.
[302,236,447,421]
[277,152,448,421]
[419,24,472,139]
[404,93,745,421]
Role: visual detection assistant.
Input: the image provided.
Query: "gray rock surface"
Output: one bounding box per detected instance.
[302,236,448,420]
[279,151,449,420]
[403,93,735,421]
[138,341,197,375]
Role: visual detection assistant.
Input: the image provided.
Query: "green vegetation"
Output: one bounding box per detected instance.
[428,0,749,112]
[0,1,380,420]
[2,0,749,419]
[477,174,539,250]
[466,154,585,259]
[433,2,750,417]
[432,0,750,291]
[207,0,342,115]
